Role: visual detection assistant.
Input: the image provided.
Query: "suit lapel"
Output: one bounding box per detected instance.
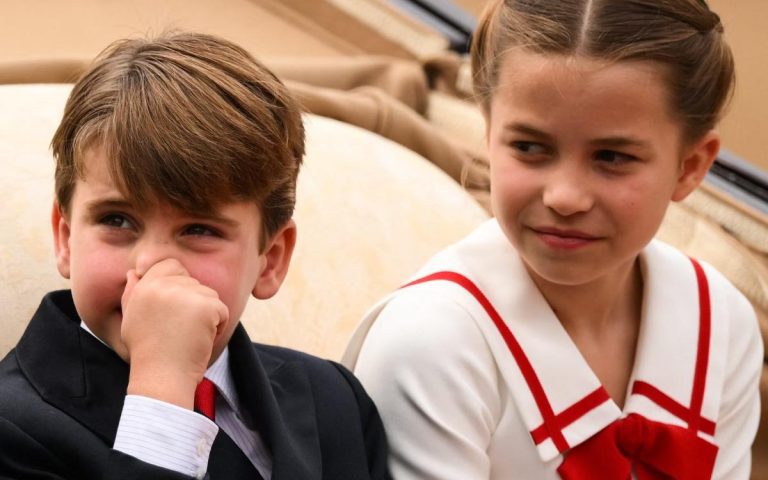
[15,290,129,444]
[208,427,265,479]
[228,325,322,479]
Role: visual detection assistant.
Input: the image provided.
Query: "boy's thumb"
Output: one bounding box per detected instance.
[121,270,140,311]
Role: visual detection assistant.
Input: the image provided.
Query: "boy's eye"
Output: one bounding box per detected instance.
[183,224,220,237]
[595,150,636,165]
[99,214,134,229]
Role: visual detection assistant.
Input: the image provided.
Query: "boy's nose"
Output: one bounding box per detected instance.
[132,238,179,277]
[542,170,594,216]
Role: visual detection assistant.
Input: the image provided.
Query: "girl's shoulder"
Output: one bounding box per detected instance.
[643,239,756,327]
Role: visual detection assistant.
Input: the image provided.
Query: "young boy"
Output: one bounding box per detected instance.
[0,32,390,479]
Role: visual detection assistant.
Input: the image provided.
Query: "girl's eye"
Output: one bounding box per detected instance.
[511,141,549,155]
[184,224,220,237]
[99,214,133,229]
[595,150,636,165]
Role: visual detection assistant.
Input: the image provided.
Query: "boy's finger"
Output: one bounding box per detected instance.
[215,302,230,337]
[139,258,190,280]
[121,270,140,310]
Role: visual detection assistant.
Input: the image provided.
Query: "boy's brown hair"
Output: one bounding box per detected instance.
[51,32,305,248]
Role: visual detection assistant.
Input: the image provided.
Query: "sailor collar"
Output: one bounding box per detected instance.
[348,219,725,463]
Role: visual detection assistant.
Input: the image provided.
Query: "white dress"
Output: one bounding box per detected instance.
[343,219,762,479]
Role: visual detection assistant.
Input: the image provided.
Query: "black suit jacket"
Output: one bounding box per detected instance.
[0,291,391,479]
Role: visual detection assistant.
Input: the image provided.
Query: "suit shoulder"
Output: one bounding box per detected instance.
[0,351,37,412]
[252,342,329,365]
[251,343,367,400]
[252,343,350,380]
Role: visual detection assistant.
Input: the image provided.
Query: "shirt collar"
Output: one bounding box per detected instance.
[205,347,240,413]
[79,321,241,414]
[79,321,110,348]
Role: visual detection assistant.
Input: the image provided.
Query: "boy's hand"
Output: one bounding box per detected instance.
[121,258,229,410]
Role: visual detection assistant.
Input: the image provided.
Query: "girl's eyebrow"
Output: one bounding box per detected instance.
[503,122,651,149]
[502,122,553,142]
[590,136,651,150]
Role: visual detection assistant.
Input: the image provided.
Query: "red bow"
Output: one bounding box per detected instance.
[557,413,718,480]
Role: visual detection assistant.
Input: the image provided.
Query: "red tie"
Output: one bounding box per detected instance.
[557,413,718,480]
[194,378,216,422]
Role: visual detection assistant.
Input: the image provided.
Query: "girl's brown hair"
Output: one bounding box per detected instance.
[471,0,735,142]
[52,32,305,247]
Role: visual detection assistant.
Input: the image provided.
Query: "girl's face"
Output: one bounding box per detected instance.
[487,51,718,289]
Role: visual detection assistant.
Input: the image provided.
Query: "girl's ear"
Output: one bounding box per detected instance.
[251,220,297,300]
[672,130,720,202]
[51,202,72,279]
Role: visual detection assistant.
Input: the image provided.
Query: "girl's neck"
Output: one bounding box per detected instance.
[528,258,644,408]
[528,257,644,337]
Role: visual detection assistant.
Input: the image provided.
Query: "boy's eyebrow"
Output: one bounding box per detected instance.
[188,211,240,227]
[502,122,651,149]
[84,198,240,227]
[84,198,134,212]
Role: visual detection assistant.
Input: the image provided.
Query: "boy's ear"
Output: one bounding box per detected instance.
[252,220,297,300]
[671,130,720,202]
[51,202,72,279]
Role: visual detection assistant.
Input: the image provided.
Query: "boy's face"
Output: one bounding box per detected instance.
[52,146,295,364]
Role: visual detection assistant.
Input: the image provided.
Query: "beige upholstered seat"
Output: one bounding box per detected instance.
[0,83,489,360]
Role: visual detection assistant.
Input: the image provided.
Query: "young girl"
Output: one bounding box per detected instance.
[343,1,763,478]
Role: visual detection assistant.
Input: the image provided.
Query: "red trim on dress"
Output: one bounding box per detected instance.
[631,381,716,435]
[404,271,570,452]
[689,258,712,433]
[628,258,715,435]
[530,388,610,445]
[403,258,715,454]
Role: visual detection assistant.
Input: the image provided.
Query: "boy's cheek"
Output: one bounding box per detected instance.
[68,245,131,336]
[71,239,130,278]
[94,317,129,361]
[72,287,129,359]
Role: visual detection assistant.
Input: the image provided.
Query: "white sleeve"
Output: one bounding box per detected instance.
[354,288,501,480]
[712,288,763,480]
[113,395,219,479]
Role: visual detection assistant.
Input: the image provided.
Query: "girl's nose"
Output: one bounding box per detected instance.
[542,170,594,216]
